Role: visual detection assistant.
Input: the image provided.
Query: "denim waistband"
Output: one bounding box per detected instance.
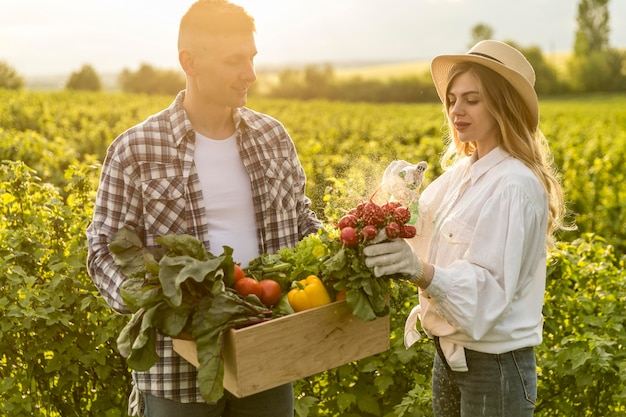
[433,336,534,372]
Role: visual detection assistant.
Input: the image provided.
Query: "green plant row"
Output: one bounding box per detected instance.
[2,90,625,252]
[1,90,625,415]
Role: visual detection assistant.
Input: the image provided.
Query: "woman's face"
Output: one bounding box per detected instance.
[447,71,499,159]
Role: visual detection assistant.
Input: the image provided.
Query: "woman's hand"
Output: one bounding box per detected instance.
[363,235,424,283]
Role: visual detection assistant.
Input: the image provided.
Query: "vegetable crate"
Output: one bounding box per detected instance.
[173,299,390,398]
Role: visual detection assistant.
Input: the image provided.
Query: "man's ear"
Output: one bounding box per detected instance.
[179,49,195,76]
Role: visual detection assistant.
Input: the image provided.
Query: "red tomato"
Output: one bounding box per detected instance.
[234,277,263,299]
[259,279,282,307]
[335,288,347,301]
[233,264,245,281]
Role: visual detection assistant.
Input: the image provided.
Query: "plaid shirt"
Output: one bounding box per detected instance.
[86,91,321,403]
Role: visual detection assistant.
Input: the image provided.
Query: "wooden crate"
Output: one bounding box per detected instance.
[173,300,390,398]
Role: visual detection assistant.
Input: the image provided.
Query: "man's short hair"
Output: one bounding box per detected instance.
[178,0,256,51]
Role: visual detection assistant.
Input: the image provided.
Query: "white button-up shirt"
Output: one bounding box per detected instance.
[408,147,548,371]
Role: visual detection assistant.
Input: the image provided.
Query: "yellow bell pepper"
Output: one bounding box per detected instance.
[287,275,331,312]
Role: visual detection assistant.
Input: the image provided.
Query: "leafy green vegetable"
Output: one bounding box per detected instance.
[321,241,391,321]
[110,223,393,401]
[245,228,392,321]
[109,226,271,402]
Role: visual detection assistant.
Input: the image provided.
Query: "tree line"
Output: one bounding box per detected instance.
[1,0,623,101]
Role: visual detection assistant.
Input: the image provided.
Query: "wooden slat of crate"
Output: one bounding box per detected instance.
[173,300,390,398]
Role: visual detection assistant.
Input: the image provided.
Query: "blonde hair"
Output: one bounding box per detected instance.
[440,62,570,247]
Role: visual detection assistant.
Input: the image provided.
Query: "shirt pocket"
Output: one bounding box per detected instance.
[439,216,474,246]
[264,158,297,211]
[141,176,186,237]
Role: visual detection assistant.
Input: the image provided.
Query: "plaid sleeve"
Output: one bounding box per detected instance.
[86,137,144,314]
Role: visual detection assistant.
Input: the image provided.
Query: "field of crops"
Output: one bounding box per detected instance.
[1,90,625,416]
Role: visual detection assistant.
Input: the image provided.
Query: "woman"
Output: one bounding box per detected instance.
[364,40,569,416]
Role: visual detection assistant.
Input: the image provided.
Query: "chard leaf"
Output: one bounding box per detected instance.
[109,226,148,278]
[196,329,226,402]
[131,304,160,351]
[156,234,208,260]
[116,308,145,358]
[152,301,193,337]
[191,281,268,338]
[191,281,272,402]
[127,327,158,372]
[120,277,162,312]
[125,305,161,371]
[158,255,225,307]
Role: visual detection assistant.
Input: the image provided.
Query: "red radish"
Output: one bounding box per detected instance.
[401,225,417,238]
[340,227,359,247]
[349,202,366,218]
[338,214,358,230]
[385,222,401,239]
[361,224,378,241]
[335,199,417,248]
[393,207,411,224]
[382,201,402,214]
[362,202,386,227]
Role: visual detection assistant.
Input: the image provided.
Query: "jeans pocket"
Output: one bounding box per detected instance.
[512,347,538,405]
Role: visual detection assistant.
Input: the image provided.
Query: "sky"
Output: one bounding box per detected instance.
[2,0,626,78]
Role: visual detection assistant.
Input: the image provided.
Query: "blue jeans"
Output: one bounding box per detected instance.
[142,383,293,417]
[432,338,537,417]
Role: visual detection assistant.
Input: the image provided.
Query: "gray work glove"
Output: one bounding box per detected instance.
[363,231,423,281]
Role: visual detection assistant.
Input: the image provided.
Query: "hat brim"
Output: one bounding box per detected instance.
[430,54,539,129]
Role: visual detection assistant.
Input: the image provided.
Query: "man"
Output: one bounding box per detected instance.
[86,1,321,415]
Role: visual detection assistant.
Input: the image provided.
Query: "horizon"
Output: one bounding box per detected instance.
[4,0,625,83]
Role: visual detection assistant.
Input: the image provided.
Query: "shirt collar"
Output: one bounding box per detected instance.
[468,147,511,184]
[170,91,195,147]
[233,106,266,132]
[170,91,264,146]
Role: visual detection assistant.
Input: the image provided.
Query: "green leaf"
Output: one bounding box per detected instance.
[374,374,394,391]
[347,289,376,322]
[126,327,158,372]
[190,281,272,402]
[152,301,192,337]
[196,330,226,402]
[294,395,319,417]
[337,392,357,411]
[109,226,148,278]
[126,305,161,371]
[116,309,145,358]
[119,277,162,312]
[156,233,208,260]
[356,392,381,415]
[158,255,226,307]
[323,247,349,276]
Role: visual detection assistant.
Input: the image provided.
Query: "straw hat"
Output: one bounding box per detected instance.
[430,40,538,128]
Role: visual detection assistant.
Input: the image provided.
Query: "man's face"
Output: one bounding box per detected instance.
[191,32,257,109]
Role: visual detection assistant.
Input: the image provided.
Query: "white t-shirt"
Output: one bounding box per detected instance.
[193,132,259,267]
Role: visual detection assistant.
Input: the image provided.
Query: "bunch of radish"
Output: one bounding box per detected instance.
[336,200,416,247]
